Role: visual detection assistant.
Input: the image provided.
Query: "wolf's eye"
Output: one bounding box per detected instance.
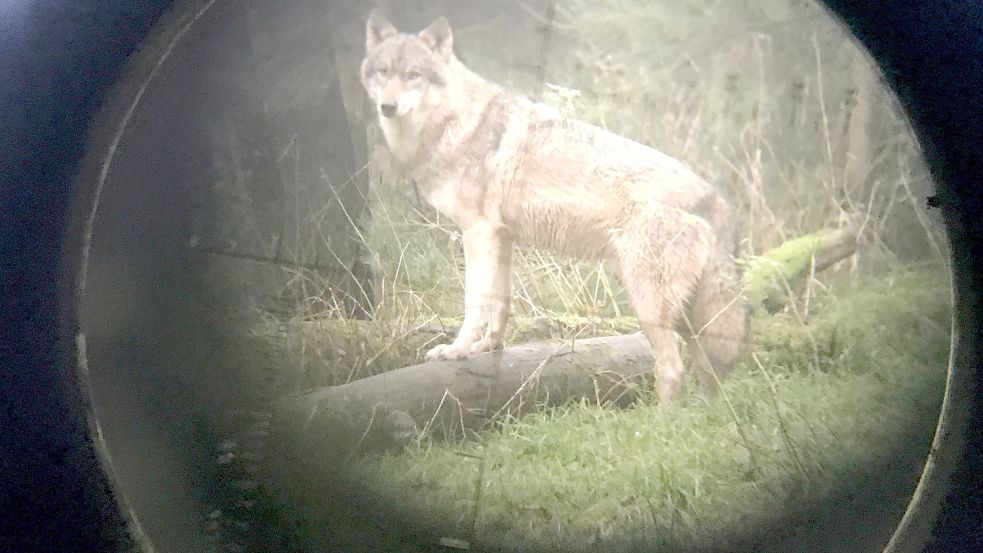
[406,71,422,81]
[377,67,390,77]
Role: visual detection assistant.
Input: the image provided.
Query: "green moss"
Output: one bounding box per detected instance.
[741,231,832,311]
[752,267,951,374]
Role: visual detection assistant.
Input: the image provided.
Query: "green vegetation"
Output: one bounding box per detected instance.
[256,268,950,551]
[337,269,948,550]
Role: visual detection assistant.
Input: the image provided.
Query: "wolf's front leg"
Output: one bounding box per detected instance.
[466,227,513,355]
[426,224,513,361]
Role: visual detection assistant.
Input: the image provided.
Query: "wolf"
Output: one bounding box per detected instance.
[360,10,748,406]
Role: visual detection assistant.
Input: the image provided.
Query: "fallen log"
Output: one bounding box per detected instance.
[273,219,862,454]
[742,216,862,311]
[272,333,652,456]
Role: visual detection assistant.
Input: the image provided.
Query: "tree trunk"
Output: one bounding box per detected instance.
[842,52,875,202]
[273,220,861,454]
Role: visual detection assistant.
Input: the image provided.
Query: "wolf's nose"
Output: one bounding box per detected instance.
[380,103,398,118]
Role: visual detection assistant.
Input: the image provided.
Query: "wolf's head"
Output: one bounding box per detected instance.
[360,10,454,120]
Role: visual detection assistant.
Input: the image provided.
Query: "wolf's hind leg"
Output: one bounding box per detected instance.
[612,219,710,408]
[425,224,513,361]
[682,249,748,395]
[616,263,692,409]
[642,318,687,409]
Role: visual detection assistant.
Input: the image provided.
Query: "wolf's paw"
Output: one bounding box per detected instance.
[468,338,504,355]
[425,344,469,361]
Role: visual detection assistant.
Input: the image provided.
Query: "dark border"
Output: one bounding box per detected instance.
[0,0,979,551]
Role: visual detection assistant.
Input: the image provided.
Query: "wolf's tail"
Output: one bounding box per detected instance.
[685,202,748,391]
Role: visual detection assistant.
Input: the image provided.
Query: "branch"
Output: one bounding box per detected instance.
[741,216,861,311]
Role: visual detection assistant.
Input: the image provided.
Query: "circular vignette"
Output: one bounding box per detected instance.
[0,0,978,551]
[816,1,982,551]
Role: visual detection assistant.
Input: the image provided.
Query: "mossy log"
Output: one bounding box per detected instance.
[742,217,861,311]
[273,220,861,454]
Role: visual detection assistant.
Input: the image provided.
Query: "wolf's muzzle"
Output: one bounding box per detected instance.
[380,102,398,118]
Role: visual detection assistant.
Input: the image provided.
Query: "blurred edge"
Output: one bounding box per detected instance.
[0,0,978,551]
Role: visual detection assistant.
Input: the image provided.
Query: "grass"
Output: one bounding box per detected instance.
[264,266,950,552]
[248,194,950,550]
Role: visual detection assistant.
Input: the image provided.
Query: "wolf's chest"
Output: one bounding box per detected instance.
[380,120,418,162]
[422,180,466,221]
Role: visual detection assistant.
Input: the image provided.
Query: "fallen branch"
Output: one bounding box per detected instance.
[742,216,861,311]
[273,334,652,456]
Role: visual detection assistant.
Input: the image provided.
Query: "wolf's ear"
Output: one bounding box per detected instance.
[418,16,453,59]
[366,9,397,50]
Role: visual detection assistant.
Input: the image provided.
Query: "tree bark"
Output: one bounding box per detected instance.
[273,220,861,454]
[273,334,652,457]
